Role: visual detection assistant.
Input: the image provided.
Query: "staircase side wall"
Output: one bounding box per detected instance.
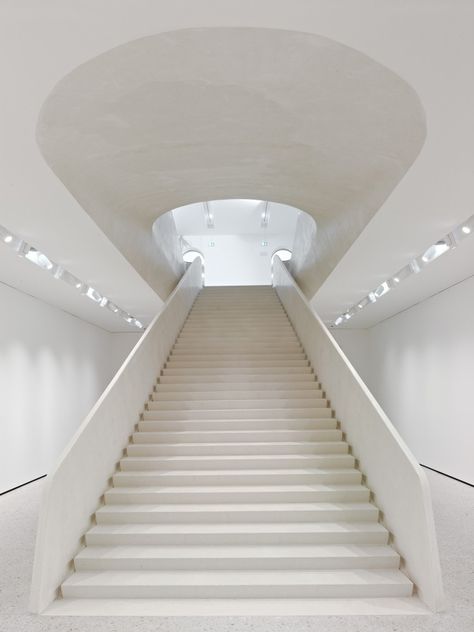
[29,259,202,613]
[273,256,444,611]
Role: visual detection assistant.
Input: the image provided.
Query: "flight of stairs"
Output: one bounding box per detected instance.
[60,286,413,607]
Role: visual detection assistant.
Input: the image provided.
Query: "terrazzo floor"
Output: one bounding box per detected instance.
[0,468,472,631]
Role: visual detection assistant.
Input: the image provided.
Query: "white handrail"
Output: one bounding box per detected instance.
[273,256,444,611]
[29,259,203,613]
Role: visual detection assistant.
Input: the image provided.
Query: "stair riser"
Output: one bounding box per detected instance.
[85,530,389,547]
[104,489,370,504]
[120,453,353,470]
[113,473,361,487]
[75,554,399,572]
[142,409,332,420]
[96,507,379,525]
[133,430,341,444]
[62,582,411,600]
[137,419,336,432]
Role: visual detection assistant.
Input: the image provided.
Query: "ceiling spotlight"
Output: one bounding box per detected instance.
[4,235,13,243]
[334,316,344,326]
[462,226,471,235]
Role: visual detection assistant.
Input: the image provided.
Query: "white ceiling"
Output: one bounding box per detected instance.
[36,27,424,300]
[0,1,472,333]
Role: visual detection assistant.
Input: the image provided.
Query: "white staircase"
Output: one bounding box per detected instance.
[59,286,413,611]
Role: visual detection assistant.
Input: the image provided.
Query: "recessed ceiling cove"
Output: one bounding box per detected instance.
[37,27,426,299]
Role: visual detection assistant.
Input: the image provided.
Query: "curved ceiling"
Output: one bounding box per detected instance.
[37,27,426,299]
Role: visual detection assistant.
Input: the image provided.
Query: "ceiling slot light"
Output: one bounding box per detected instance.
[374,280,392,298]
[106,301,119,313]
[24,247,54,271]
[368,292,377,303]
[83,286,102,303]
[421,239,451,263]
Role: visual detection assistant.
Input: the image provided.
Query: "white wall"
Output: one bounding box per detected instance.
[184,234,291,286]
[332,276,474,485]
[0,282,140,494]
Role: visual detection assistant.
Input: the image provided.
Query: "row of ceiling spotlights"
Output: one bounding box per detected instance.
[0,224,144,329]
[332,214,474,327]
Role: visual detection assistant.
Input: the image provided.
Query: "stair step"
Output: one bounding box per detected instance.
[137,418,336,431]
[120,452,353,470]
[74,544,399,571]
[152,389,324,401]
[147,398,327,411]
[113,468,362,487]
[95,501,380,524]
[158,373,317,384]
[104,484,370,505]
[165,360,309,368]
[126,441,347,457]
[155,381,321,392]
[62,568,412,599]
[132,429,341,444]
[142,408,332,421]
[85,521,389,546]
[162,367,313,375]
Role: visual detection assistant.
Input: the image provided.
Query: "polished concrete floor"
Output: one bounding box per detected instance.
[0,469,472,631]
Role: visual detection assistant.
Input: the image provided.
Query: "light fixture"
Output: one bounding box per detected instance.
[208,241,215,247]
[0,222,145,330]
[374,280,393,298]
[24,247,55,271]
[261,201,270,228]
[421,239,451,264]
[261,241,268,247]
[204,202,214,229]
[329,213,474,328]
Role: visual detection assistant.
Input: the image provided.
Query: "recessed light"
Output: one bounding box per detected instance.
[4,235,13,243]
[261,241,268,247]
[421,240,451,263]
[462,226,471,235]
[208,241,215,247]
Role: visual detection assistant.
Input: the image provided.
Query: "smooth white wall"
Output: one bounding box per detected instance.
[0,283,140,493]
[332,276,474,485]
[184,234,291,286]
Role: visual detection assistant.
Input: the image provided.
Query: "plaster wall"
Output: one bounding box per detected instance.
[0,282,140,493]
[332,275,474,485]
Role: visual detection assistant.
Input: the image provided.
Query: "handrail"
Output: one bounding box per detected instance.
[272,256,444,611]
[29,258,203,613]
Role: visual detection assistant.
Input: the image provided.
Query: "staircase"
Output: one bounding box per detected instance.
[60,286,413,610]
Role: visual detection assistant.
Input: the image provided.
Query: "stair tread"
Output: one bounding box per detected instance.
[106,484,368,494]
[97,501,377,512]
[122,452,349,461]
[75,544,398,560]
[63,568,412,587]
[87,522,387,535]
[115,468,357,477]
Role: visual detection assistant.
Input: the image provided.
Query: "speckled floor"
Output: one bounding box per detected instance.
[0,469,472,631]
